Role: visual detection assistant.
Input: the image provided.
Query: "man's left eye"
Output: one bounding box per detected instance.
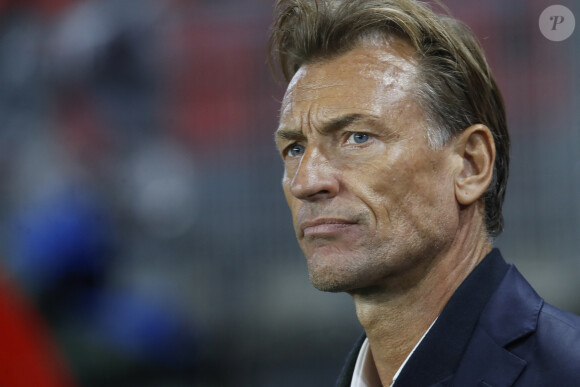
[347,132,370,144]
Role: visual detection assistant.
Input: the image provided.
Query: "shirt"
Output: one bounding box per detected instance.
[350,319,437,387]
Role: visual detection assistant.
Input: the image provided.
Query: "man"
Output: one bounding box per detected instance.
[269,0,580,386]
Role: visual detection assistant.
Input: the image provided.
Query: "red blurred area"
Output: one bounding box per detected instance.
[162,15,260,149]
[0,273,75,387]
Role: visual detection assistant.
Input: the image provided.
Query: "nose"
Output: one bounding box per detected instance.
[289,147,339,201]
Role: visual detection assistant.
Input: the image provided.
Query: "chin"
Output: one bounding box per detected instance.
[310,279,352,293]
[307,260,366,293]
[309,276,350,293]
[303,243,382,292]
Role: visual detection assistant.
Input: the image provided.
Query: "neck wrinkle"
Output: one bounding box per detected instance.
[349,213,492,386]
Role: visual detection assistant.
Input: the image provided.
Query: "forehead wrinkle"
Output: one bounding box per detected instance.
[303,100,318,137]
[279,82,343,123]
[287,79,392,122]
[278,41,421,146]
[277,109,382,138]
[281,55,416,117]
[286,81,356,109]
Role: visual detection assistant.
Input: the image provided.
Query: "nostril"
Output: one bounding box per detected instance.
[306,189,332,200]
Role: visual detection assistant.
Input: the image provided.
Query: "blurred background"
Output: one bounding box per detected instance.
[0,0,577,386]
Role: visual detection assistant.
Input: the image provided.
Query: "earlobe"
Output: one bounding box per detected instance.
[454,124,495,206]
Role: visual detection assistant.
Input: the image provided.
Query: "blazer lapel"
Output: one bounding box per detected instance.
[394,250,510,386]
[449,328,527,387]
[444,265,543,387]
[335,251,544,387]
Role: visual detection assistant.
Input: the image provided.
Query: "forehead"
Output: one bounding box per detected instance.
[279,38,419,126]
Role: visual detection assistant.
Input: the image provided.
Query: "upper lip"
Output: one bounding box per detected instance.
[299,218,357,235]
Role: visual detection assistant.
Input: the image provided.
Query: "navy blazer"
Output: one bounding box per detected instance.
[336,249,580,386]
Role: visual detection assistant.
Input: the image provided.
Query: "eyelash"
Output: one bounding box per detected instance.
[346,132,371,145]
[283,132,372,158]
[285,143,305,157]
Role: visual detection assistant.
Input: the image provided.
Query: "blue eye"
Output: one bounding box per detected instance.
[288,143,305,157]
[350,132,370,144]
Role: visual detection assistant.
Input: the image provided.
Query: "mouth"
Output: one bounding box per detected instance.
[300,218,359,238]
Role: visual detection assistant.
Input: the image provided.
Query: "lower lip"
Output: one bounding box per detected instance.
[303,223,356,237]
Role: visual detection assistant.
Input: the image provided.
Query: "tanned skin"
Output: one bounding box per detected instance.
[275,37,495,385]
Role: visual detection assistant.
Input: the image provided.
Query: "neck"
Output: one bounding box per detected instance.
[348,222,492,386]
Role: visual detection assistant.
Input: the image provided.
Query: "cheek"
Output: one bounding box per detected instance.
[359,150,416,207]
[397,159,458,239]
[364,150,455,227]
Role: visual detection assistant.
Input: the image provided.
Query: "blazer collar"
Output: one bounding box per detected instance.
[445,265,544,386]
[478,265,543,347]
[336,249,543,387]
[393,249,509,385]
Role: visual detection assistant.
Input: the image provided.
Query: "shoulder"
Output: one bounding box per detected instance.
[511,297,580,383]
[483,261,580,382]
[534,302,580,358]
[540,302,580,331]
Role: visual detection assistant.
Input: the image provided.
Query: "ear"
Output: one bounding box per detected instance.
[453,124,495,206]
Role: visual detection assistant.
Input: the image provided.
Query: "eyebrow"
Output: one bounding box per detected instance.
[275,113,365,144]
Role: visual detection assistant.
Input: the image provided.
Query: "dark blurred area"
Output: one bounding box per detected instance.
[0,0,577,386]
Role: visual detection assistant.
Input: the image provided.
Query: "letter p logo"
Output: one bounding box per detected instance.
[540,5,576,41]
[550,15,565,30]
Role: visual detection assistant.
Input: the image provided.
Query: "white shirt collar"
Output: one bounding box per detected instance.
[350,338,382,387]
[350,318,437,387]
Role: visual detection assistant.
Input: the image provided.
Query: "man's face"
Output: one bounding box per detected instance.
[275,38,460,293]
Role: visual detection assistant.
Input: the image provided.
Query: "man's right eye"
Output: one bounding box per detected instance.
[287,143,305,157]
